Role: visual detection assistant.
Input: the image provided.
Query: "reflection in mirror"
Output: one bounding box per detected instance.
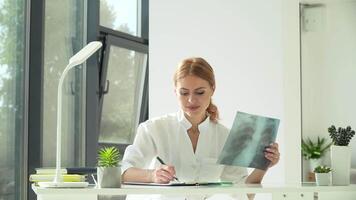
[300,0,356,182]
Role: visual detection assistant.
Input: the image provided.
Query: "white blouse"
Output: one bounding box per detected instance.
[121,111,248,200]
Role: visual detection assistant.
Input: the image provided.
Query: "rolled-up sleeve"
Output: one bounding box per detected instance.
[121,123,157,174]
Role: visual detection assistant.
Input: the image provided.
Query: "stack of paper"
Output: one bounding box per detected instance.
[29,167,94,183]
[29,174,86,182]
[35,167,96,175]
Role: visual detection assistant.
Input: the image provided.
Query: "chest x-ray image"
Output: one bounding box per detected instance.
[218,111,280,170]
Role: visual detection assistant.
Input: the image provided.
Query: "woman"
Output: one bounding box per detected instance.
[121,57,280,199]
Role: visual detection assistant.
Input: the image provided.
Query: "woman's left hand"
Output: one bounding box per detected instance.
[264,142,280,168]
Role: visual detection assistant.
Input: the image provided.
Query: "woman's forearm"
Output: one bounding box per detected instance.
[122,167,153,183]
[245,169,267,200]
[245,169,266,184]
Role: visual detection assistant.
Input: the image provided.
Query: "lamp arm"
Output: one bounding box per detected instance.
[53,63,76,183]
[52,41,102,185]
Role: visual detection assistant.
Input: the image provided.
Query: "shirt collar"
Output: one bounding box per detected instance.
[198,114,210,132]
[177,110,211,132]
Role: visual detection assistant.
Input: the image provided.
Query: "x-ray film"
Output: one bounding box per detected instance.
[217,111,280,170]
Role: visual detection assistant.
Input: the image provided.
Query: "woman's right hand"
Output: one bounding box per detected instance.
[150,165,176,183]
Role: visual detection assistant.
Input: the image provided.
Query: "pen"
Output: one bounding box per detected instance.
[156,156,180,182]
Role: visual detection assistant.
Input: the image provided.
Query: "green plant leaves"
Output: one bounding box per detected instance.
[301,137,332,160]
[328,125,355,146]
[97,146,121,167]
[314,165,331,173]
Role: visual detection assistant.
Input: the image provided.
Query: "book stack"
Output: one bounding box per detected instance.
[29,167,96,184]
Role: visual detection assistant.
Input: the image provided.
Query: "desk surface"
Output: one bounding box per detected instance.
[32,183,356,196]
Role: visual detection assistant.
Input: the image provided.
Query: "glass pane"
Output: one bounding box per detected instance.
[300,1,356,181]
[42,0,86,167]
[100,0,140,37]
[0,0,26,199]
[99,46,147,144]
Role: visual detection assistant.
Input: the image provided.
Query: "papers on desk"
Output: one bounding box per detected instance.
[123,181,233,186]
[35,167,96,175]
[29,174,86,182]
[29,167,93,184]
[217,111,280,170]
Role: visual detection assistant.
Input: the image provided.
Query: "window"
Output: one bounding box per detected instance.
[96,0,148,151]
[99,36,147,144]
[42,0,86,167]
[0,1,148,200]
[0,0,26,200]
[100,0,141,37]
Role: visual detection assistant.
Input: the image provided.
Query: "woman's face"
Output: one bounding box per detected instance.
[175,75,214,120]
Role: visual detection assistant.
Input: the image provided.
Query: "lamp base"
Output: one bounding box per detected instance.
[38,181,89,188]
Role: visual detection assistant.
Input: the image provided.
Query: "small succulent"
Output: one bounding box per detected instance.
[301,137,332,160]
[97,146,120,167]
[314,165,331,173]
[328,125,355,146]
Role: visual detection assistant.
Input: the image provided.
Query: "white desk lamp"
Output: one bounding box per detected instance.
[38,41,102,188]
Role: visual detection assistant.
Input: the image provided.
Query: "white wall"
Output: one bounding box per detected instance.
[150,0,299,184]
[282,0,302,184]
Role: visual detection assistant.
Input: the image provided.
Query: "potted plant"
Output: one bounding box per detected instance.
[328,125,355,185]
[97,146,121,188]
[301,137,332,172]
[314,165,332,186]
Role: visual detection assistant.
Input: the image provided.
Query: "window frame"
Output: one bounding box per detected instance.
[86,0,149,159]
[84,0,149,156]
[97,34,148,152]
[27,0,45,200]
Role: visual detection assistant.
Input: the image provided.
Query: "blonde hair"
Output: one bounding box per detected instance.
[173,57,219,122]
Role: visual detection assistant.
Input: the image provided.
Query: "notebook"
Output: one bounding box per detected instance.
[123,181,233,186]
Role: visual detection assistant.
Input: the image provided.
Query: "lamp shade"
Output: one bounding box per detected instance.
[69,41,103,67]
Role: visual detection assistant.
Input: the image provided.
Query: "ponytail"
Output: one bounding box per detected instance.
[207,100,219,123]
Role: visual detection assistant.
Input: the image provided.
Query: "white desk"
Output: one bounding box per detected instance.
[32,183,356,200]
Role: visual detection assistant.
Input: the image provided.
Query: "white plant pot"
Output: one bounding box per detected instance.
[330,145,351,185]
[97,166,121,188]
[315,172,331,186]
[309,158,322,172]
